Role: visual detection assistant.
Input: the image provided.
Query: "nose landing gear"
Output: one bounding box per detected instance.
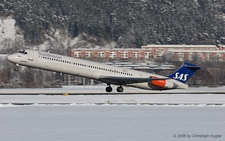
[14,64,19,71]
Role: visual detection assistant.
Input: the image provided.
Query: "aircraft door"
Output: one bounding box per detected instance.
[28,51,34,61]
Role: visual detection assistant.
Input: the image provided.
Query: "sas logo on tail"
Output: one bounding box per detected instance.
[173,73,189,81]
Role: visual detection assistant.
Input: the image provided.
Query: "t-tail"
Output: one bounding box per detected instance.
[167,62,200,83]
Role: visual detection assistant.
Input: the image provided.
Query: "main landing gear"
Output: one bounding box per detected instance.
[116,86,123,92]
[105,84,124,92]
[106,85,112,92]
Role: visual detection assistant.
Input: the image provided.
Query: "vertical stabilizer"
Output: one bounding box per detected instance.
[167,62,200,83]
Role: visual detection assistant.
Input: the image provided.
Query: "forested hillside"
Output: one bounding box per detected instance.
[1,0,225,88]
[1,0,225,48]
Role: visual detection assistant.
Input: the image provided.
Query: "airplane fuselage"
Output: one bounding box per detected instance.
[7,50,190,92]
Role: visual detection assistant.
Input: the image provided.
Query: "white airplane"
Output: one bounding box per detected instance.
[7,49,200,92]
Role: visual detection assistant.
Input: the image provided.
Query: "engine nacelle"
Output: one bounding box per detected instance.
[148,76,177,89]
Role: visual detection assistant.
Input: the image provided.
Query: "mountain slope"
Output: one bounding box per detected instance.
[1,0,225,48]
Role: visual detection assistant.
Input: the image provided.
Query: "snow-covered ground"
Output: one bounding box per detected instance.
[0,86,225,141]
[0,18,17,40]
[0,17,24,50]
[0,105,224,141]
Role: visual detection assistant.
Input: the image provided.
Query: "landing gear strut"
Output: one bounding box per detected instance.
[14,64,19,71]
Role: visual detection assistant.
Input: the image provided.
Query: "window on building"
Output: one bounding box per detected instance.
[189,53,192,60]
[158,48,164,54]
[110,52,116,58]
[74,52,81,58]
[133,52,139,58]
[121,52,128,58]
[216,54,222,61]
[198,53,202,60]
[86,52,93,58]
[98,52,105,58]
[144,52,152,59]
[178,53,184,61]
[206,54,210,60]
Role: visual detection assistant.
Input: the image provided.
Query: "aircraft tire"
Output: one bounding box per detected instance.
[106,86,112,92]
[117,86,123,92]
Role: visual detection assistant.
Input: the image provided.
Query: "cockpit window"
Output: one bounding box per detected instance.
[19,50,24,53]
[19,50,27,54]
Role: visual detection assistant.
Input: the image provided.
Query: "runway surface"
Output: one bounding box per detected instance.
[1,85,225,95]
[0,85,225,105]
[0,86,225,141]
[0,94,225,105]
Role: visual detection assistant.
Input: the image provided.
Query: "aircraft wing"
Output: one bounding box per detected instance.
[98,75,170,85]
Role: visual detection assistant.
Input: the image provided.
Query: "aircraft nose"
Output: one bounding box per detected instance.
[7,54,18,63]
